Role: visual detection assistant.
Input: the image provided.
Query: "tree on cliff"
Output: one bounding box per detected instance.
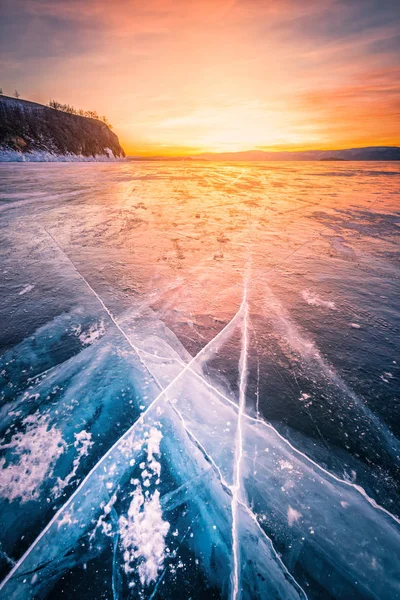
[48,100,112,128]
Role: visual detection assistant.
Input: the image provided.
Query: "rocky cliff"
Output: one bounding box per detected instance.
[0,96,125,161]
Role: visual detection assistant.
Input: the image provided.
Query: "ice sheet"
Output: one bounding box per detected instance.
[0,161,399,599]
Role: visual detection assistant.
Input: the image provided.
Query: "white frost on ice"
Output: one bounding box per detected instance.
[287,506,302,527]
[146,426,163,479]
[380,372,393,383]
[53,430,93,498]
[72,320,105,346]
[301,290,336,310]
[119,487,169,586]
[299,392,312,407]
[90,492,118,539]
[118,425,169,587]
[279,460,294,471]
[0,412,65,503]
[18,284,35,296]
[57,510,78,530]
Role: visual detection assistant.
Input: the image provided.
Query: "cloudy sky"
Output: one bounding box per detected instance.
[1,0,399,154]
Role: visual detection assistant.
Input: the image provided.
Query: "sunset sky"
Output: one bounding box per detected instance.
[1,0,399,155]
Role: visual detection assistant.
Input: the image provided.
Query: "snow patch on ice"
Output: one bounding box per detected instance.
[57,510,78,530]
[146,426,162,479]
[299,392,313,407]
[91,492,118,539]
[279,460,294,471]
[0,412,65,503]
[380,372,393,383]
[119,487,169,586]
[53,430,93,498]
[72,320,105,346]
[301,290,336,310]
[18,284,35,296]
[118,425,169,587]
[287,506,302,527]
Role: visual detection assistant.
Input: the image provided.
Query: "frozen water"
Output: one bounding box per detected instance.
[0,161,399,599]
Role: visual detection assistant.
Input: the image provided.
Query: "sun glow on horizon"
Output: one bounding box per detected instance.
[118,100,350,156]
[121,102,316,155]
[3,0,399,156]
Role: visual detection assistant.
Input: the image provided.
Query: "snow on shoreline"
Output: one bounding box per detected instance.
[0,148,125,163]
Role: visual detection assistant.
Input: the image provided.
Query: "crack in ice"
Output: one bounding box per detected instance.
[168,399,309,599]
[169,351,400,526]
[44,228,161,387]
[3,226,395,596]
[231,279,249,600]
[0,264,247,592]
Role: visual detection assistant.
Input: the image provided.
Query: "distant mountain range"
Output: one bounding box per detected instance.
[0,96,125,161]
[195,147,400,161]
[127,146,400,162]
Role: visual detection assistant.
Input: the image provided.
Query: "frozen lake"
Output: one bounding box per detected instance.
[0,161,399,599]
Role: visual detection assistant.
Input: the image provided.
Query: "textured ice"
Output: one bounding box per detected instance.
[0,161,399,599]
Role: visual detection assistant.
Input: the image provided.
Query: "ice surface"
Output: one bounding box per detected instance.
[0,161,399,599]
